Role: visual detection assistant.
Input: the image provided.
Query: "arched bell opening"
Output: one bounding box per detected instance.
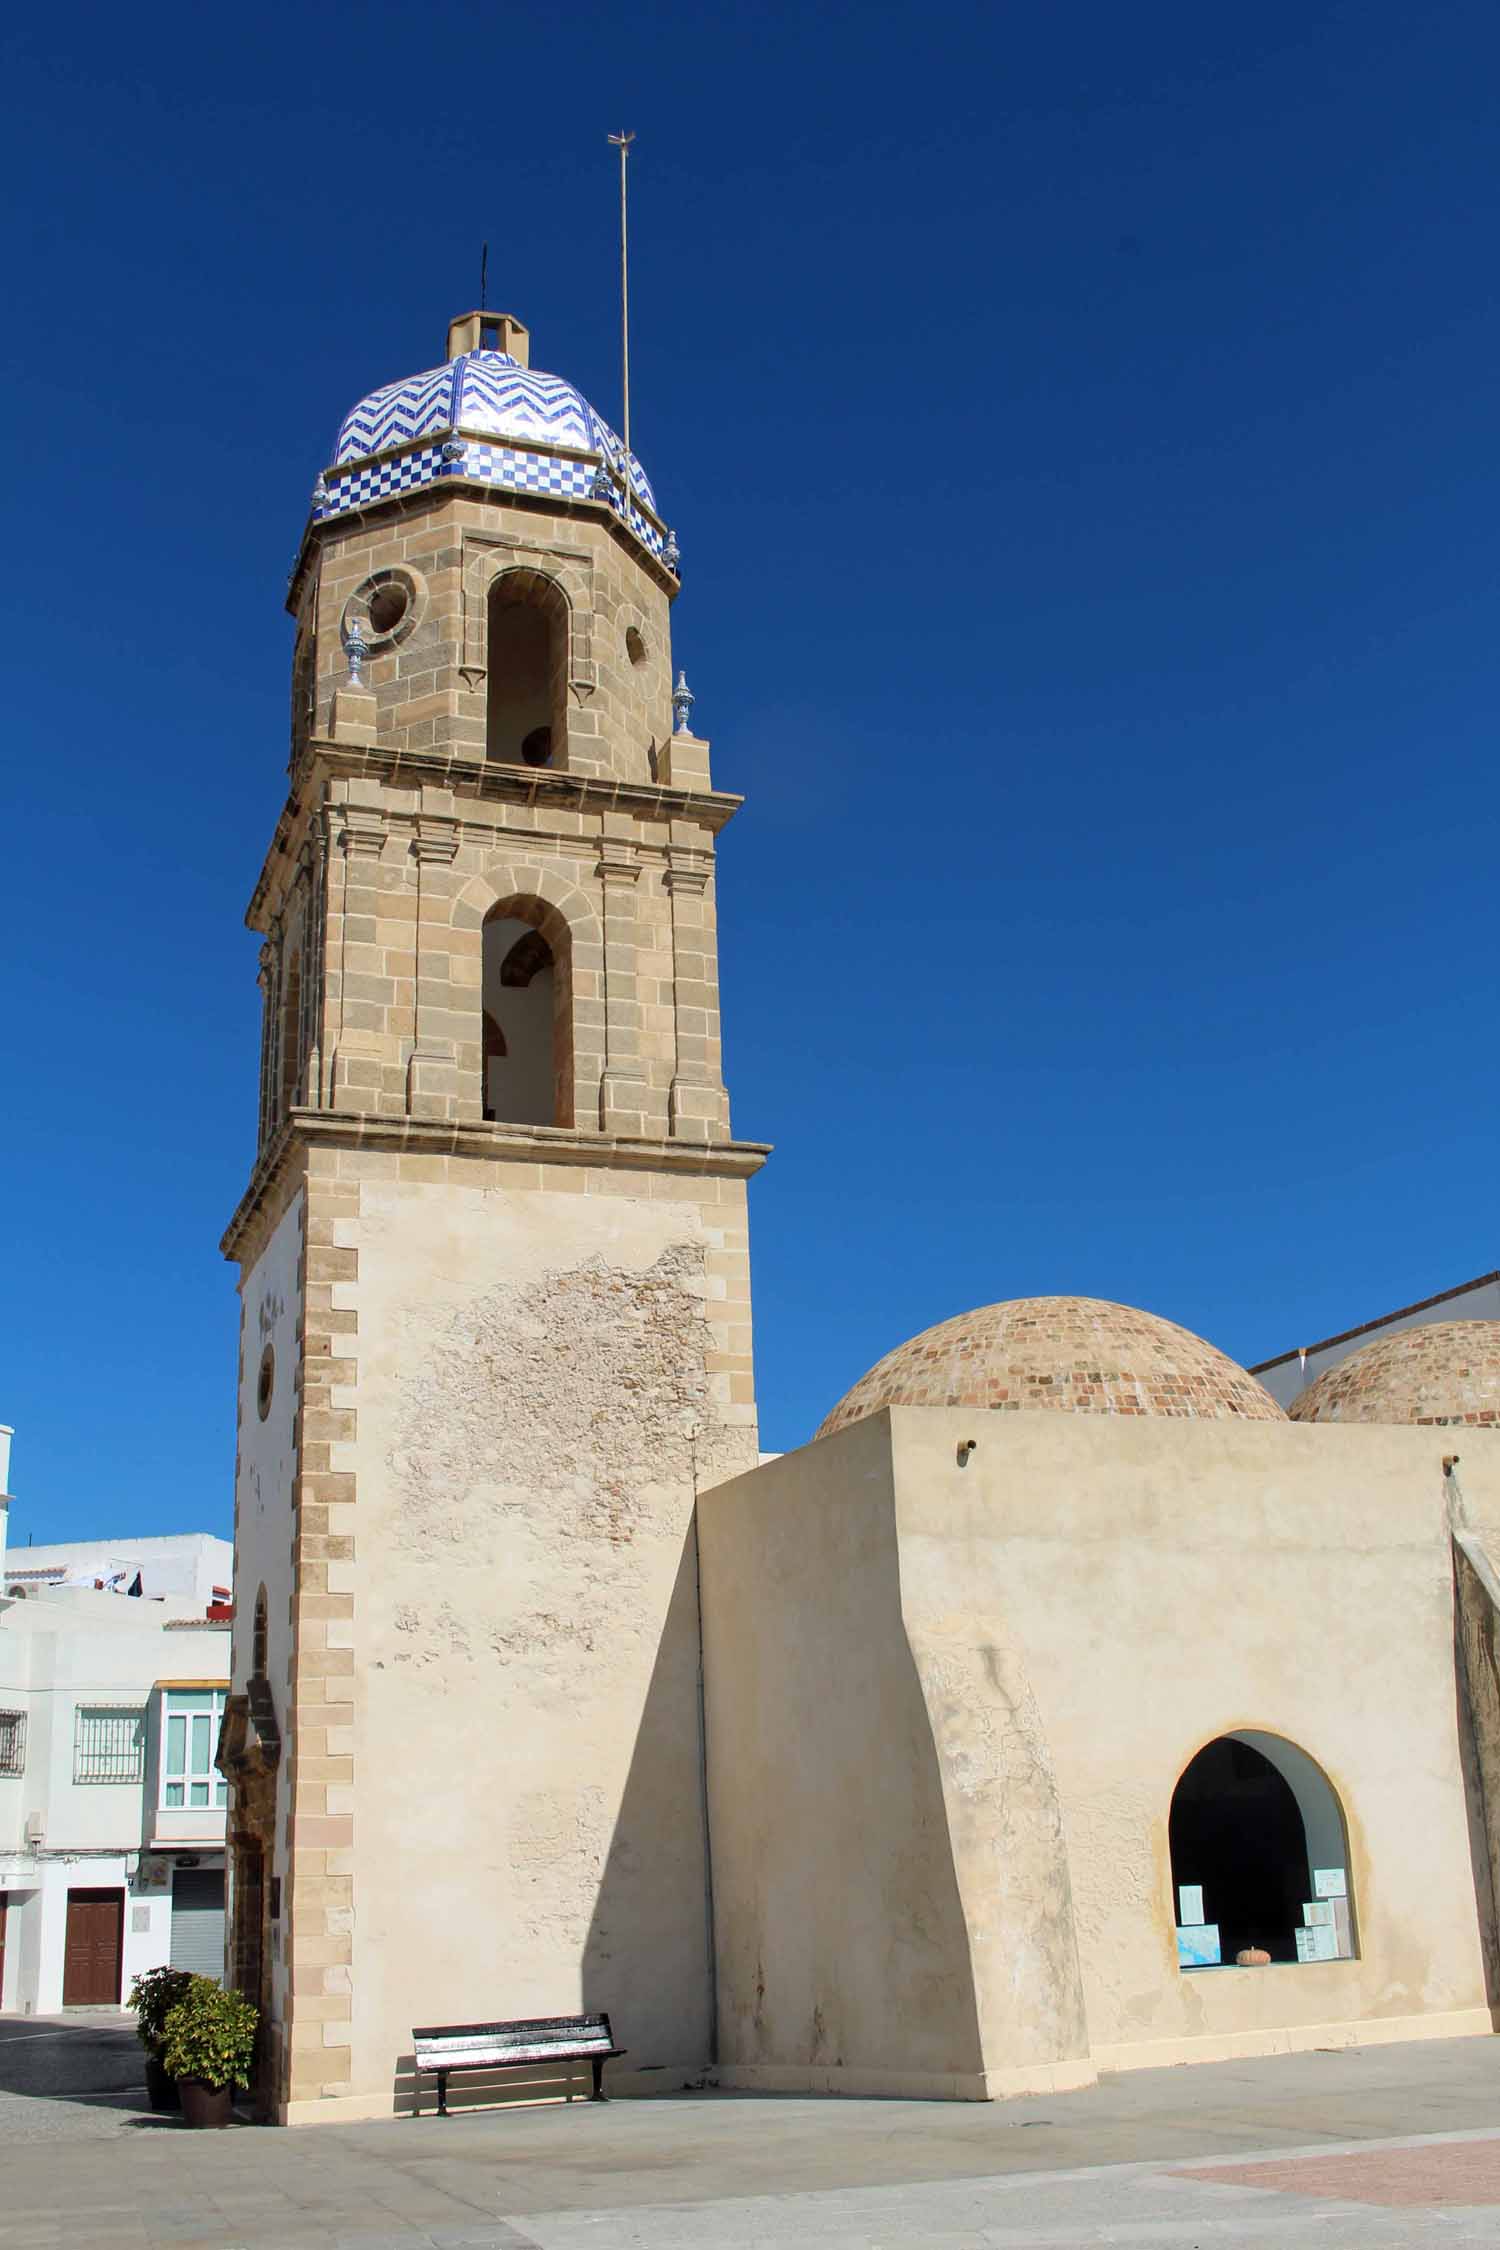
[485,571,569,770]
[1169,1730,1356,1968]
[480,898,572,1127]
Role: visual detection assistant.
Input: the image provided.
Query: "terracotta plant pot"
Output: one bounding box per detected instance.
[144,2055,180,2112]
[177,2078,234,2129]
[1236,1947,1272,1967]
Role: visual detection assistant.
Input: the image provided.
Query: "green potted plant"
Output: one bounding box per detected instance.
[160,1978,259,2128]
[128,1965,195,2112]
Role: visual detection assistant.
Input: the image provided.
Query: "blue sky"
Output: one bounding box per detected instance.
[3,1,1496,1542]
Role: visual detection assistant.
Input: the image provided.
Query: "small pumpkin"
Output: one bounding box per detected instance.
[1236,1946,1271,1967]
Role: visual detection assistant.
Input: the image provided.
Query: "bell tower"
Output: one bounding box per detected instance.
[221,315,764,2123]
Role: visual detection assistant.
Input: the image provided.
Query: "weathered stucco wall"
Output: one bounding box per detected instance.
[702,1411,1500,2096]
[700,1415,1092,2098]
[899,1412,1500,2070]
[338,1156,757,2112]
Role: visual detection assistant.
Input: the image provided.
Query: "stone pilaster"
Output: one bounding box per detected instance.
[327,795,397,1116]
[407,815,462,1119]
[666,837,730,1141]
[596,822,651,1135]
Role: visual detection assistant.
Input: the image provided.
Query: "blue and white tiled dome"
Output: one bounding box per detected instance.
[313,333,672,567]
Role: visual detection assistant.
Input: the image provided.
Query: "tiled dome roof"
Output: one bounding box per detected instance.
[1288,1321,1500,1427]
[817,1295,1285,1440]
[313,349,669,564]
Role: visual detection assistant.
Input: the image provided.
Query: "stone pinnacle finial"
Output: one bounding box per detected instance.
[345,615,369,688]
[672,671,695,736]
[663,528,680,574]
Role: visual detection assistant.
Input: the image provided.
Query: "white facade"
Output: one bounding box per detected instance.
[0,1515,231,2014]
[1253,1271,1500,1408]
[3,1530,232,1606]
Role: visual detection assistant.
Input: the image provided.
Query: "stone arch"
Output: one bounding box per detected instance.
[1168,1727,1355,1967]
[461,539,597,719]
[484,568,570,770]
[452,869,604,1129]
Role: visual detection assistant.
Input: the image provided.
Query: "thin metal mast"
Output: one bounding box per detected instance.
[606,130,636,457]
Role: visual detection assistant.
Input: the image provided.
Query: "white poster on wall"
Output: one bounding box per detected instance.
[1313,1868,1347,1899]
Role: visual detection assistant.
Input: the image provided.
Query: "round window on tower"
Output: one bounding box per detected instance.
[256,1345,275,1422]
[368,583,409,635]
[344,568,423,654]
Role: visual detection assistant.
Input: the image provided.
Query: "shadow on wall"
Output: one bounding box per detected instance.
[699,1423,991,2089]
[384,1532,713,2120]
[1452,1533,1500,2019]
[580,1529,714,2092]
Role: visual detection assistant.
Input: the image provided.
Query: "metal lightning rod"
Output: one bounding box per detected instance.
[606,130,636,458]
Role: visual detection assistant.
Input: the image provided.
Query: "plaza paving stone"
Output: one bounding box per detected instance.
[3,2020,1500,2245]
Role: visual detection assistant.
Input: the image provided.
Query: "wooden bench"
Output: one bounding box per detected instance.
[411,2013,626,2117]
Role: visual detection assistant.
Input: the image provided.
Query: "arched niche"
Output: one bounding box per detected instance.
[480,897,571,1127]
[1169,1730,1355,1967]
[485,570,569,769]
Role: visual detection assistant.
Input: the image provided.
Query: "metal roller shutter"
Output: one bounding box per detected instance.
[169,1867,226,1980]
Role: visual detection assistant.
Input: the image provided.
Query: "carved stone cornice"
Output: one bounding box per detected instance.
[246,747,743,929]
[411,816,460,865]
[337,809,387,860]
[663,846,714,896]
[309,739,743,830]
[597,842,642,886]
[221,1110,771,1262]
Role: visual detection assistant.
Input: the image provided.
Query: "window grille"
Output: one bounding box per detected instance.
[74,1705,146,1785]
[0,1710,25,1775]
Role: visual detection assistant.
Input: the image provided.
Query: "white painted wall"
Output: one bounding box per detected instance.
[0,1591,228,2011]
[1254,1278,1500,1408]
[3,1534,232,1604]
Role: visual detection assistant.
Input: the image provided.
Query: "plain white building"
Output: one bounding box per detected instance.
[0,1434,232,2013]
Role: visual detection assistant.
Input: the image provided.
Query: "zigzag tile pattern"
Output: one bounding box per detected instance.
[321,349,661,545]
[334,362,457,462]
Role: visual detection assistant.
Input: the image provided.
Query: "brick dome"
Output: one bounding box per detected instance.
[1288,1321,1500,1427]
[816,1296,1285,1439]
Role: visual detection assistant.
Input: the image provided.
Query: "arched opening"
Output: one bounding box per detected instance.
[480,899,570,1126]
[1169,1731,1355,1967]
[251,1588,268,1679]
[278,953,303,1117]
[486,572,569,769]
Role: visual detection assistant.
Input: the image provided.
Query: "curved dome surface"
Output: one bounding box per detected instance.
[817,1295,1285,1440]
[313,350,668,563]
[1288,1321,1500,1427]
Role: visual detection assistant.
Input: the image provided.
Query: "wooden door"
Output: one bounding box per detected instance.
[63,1889,123,2006]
